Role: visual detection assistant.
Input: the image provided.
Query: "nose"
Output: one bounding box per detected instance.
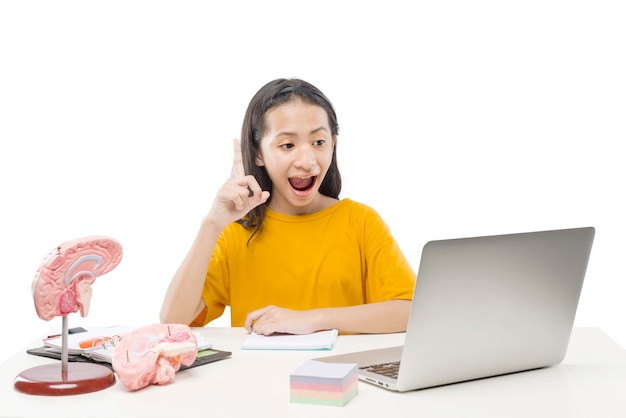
[293,145,316,170]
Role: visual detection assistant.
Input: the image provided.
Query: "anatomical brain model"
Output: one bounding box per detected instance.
[15,236,123,396]
[31,236,123,321]
[28,235,198,392]
[112,323,198,391]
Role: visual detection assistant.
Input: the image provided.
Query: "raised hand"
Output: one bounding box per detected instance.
[206,139,270,230]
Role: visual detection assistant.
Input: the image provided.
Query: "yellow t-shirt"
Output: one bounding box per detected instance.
[192,199,416,327]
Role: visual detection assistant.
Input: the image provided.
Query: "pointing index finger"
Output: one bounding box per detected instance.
[232,138,246,178]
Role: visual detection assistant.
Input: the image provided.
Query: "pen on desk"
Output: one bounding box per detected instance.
[79,337,105,349]
[79,335,122,349]
[46,327,88,339]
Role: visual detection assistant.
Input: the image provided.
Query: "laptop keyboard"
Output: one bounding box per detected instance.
[360,361,400,379]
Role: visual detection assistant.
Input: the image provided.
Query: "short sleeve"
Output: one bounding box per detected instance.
[360,205,416,303]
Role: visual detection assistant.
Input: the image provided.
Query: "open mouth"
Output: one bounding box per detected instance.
[288,176,317,192]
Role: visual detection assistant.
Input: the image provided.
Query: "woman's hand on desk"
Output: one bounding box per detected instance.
[245,300,411,335]
[244,305,319,335]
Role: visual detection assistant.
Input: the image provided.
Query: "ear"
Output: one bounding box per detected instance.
[255,153,265,167]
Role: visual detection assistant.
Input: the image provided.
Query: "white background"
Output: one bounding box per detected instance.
[1,1,624,363]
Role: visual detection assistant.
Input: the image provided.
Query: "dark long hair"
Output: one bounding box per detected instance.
[237,78,341,242]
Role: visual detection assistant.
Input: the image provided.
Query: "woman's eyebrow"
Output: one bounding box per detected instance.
[309,126,329,135]
[275,126,329,138]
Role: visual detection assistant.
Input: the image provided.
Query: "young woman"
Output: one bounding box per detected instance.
[160,78,415,335]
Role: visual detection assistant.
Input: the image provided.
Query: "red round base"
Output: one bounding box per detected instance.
[14,362,115,396]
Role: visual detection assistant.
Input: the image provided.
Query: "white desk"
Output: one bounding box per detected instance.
[1,327,625,418]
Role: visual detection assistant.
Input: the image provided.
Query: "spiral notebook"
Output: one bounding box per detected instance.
[41,325,136,362]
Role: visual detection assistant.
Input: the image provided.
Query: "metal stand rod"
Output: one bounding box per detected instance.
[61,315,68,375]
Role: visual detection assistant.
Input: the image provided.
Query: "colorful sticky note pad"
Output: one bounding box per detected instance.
[290,359,358,407]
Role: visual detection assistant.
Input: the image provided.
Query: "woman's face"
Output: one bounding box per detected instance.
[255,99,336,215]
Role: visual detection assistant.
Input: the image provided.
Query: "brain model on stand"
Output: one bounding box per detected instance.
[31,236,123,320]
[27,236,197,393]
[15,235,123,396]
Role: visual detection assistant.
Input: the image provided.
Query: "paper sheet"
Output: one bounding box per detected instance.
[241,329,339,350]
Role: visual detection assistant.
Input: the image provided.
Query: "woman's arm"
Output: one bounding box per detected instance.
[159,219,221,325]
[244,299,412,335]
[160,139,269,325]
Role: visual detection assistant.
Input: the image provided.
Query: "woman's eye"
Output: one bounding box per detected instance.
[313,139,326,146]
[280,143,294,150]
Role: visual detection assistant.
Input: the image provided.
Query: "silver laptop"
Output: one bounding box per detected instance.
[317,227,595,392]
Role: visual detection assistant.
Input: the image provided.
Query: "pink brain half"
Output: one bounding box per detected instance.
[112,323,198,391]
[31,236,123,321]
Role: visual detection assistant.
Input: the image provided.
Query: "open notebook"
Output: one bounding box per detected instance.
[27,325,230,370]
